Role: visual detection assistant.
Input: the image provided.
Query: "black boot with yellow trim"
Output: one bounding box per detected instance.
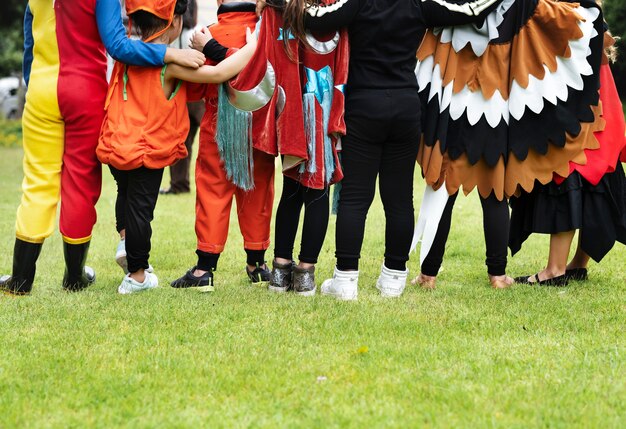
[62,240,96,292]
[0,238,43,295]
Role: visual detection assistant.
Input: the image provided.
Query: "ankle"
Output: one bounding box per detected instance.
[543,267,565,278]
[275,257,292,265]
[130,269,146,283]
[298,262,315,270]
[193,268,208,277]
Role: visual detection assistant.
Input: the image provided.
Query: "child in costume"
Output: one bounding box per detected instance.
[0,0,204,296]
[411,0,605,289]
[97,0,258,294]
[177,0,347,294]
[262,0,348,296]
[170,0,278,292]
[259,0,503,300]
[509,27,626,286]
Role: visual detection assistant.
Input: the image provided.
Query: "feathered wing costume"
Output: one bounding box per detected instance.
[411,0,605,261]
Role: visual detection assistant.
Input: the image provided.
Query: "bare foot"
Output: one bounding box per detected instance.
[411,273,436,290]
[489,274,514,289]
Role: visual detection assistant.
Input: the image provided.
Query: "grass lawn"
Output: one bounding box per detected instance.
[0,145,624,428]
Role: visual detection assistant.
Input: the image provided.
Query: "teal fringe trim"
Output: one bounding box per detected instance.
[302,93,317,174]
[331,181,341,215]
[321,90,335,184]
[216,84,255,191]
[331,153,342,215]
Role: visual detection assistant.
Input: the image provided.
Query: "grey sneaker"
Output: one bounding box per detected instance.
[293,265,316,296]
[269,261,293,293]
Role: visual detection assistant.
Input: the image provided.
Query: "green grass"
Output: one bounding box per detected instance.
[0,145,625,428]
[0,119,22,147]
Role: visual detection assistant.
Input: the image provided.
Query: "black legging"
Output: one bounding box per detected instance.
[421,191,509,277]
[335,91,421,272]
[110,166,164,273]
[274,176,329,264]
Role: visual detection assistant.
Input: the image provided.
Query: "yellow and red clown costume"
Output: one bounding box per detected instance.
[1,0,170,295]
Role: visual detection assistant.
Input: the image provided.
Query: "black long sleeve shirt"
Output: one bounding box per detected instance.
[272,0,501,92]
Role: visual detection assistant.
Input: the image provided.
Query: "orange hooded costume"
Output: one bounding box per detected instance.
[97,0,190,170]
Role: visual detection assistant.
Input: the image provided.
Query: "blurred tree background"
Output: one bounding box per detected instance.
[0,0,27,77]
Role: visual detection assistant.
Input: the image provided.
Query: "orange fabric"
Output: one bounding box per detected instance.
[125,0,176,42]
[193,8,274,253]
[210,11,257,47]
[97,63,189,170]
[186,11,258,101]
[125,0,176,20]
[195,107,275,253]
[417,0,582,100]
[418,104,604,199]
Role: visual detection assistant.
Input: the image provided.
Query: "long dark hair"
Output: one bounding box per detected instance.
[270,0,316,59]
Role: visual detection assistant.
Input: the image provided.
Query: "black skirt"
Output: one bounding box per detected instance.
[509,163,626,262]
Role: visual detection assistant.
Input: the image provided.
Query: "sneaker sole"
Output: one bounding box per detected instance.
[268,285,290,293]
[295,287,316,297]
[320,288,357,301]
[118,284,158,294]
[376,281,404,298]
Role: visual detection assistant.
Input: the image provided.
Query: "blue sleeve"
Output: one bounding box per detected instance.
[95,0,166,66]
[23,4,34,87]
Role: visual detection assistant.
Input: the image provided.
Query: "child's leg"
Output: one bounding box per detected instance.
[274,176,305,265]
[123,167,164,282]
[517,231,575,284]
[567,234,590,270]
[111,165,129,237]
[110,166,130,272]
[298,185,330,267]
[543,231,576,278]
[416,192,459,288]
[378,118,421,272]
[291,184,329,295]
[15,93,64,244]
[480,192,512,287]
[193,135,237,275]
[236,149,275,273]
[268,177,304,293]
[58,98,103,245]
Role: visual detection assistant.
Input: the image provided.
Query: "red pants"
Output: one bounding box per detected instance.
[195,110,275,253]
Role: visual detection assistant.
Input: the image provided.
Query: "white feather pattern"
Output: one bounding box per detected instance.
[415,6,599,128]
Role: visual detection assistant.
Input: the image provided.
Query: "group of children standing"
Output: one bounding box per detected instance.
[1,0,625,300]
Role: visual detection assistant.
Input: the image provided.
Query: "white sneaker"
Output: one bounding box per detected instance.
[376,264,408,298]
[321,267,358,301]
[118,272,159,294]
[115,240,153,274]
[115,239,128,274]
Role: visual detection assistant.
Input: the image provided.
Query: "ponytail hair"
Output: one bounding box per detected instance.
[268,0,317,60]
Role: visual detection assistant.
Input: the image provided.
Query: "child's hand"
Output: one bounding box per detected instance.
[256,0,266,17]
[190,27,213,52]
[164,48,206,69]
[245,27,257,46]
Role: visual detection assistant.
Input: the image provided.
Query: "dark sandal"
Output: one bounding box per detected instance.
[564,268,588,281]
[514,273,569,287]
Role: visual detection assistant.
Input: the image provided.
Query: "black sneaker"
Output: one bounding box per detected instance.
[268,261,294,293]
[170,267,214,292]
[246,263,271,284]
[293,265,316,296]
